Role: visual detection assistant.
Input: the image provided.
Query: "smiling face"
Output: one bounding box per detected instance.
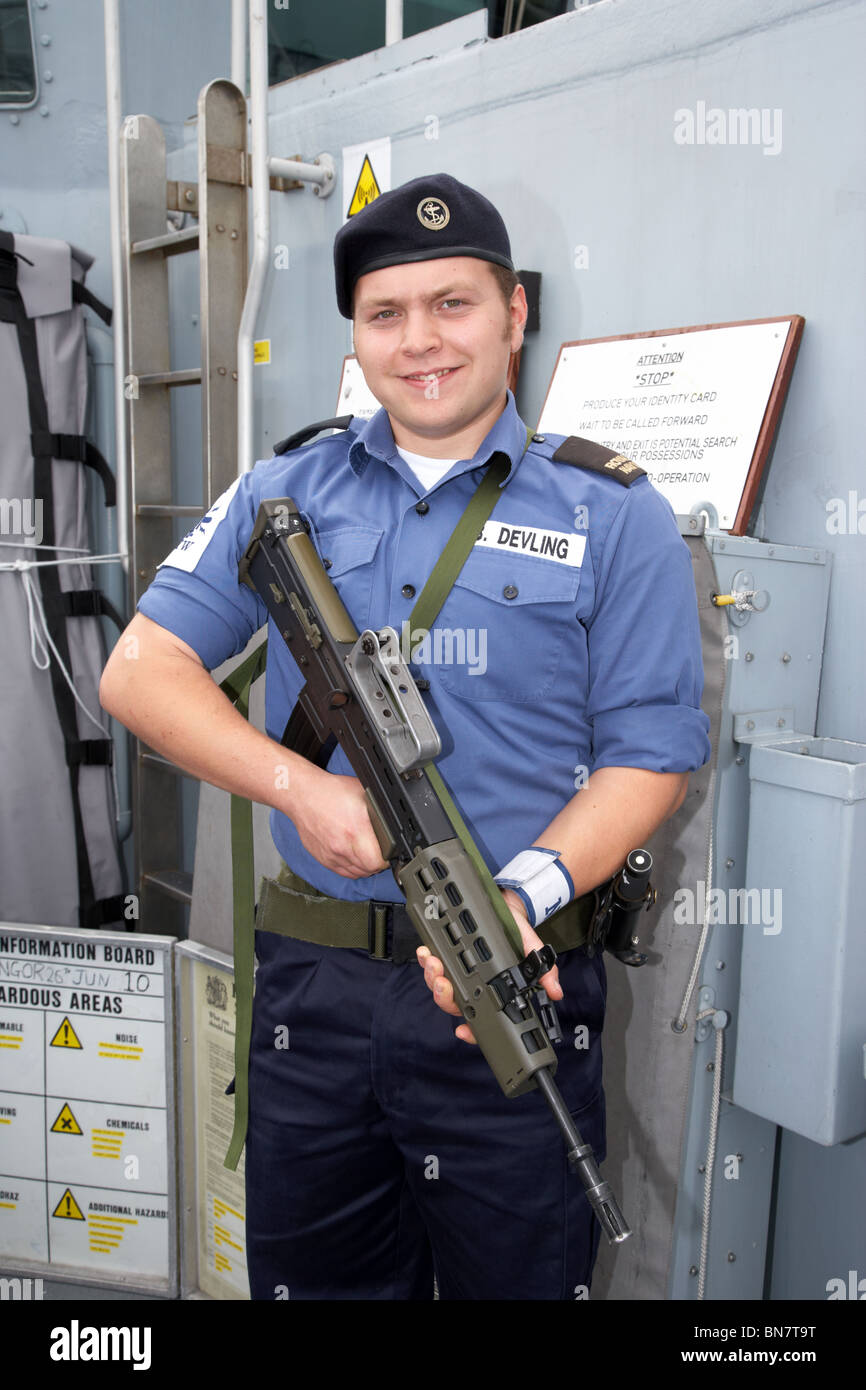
[351,256,527,459]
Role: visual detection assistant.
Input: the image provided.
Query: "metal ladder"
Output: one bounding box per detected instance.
[119,79,250,937]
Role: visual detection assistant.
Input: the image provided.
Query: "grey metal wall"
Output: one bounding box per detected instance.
[2,0,864,1299]
[170,0,866,1303]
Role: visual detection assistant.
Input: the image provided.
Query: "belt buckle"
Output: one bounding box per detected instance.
[367,900,393,961]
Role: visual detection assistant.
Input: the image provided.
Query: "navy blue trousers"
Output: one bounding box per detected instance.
[244,929,607,1301]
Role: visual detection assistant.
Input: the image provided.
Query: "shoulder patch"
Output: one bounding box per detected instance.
[273,414,353,456]
[552,435,646,486]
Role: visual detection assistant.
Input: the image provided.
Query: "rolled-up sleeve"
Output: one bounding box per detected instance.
[586,479,711,774]
[136,470,268,671]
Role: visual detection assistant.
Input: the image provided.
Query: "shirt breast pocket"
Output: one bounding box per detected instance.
[312,525,383,632]
[433,548,582,703]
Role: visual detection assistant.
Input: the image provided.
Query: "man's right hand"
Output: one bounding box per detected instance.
[287,770,389,879]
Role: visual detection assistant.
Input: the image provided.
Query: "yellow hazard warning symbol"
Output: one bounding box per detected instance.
[253,339,270,365]
[53,1187,85,1221]
[50,1103,83,1136]
[346,154,382,217]
[49,1016,83,1049]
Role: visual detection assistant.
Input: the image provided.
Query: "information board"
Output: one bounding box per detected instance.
[177,942,249,1300]
[336,354,382,422]
[0,924,176,1292]
[537,317,803,533]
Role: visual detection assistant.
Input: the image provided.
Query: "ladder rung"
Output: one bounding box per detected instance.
[140,750,197,773]
[143,869,194,905]
[136,504,204,519]
[131,225,200,256]
[135,368,202,388]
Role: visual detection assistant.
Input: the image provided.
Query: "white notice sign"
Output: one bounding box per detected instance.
[0,924,175,1289]
[537,320,799,530]
[336,354,382,422]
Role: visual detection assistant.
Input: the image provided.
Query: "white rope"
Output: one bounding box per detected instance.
[19,566,110,736]
[674,763,717,1031]
[21,564,51,670]
[0,539,94,552]
[4,555,128,828]
[0,550,126,569]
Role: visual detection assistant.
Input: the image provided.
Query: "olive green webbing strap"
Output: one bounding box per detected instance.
[406,446,513,634]
[424,763,524,956]
[223,436,529,1168]
[220,640,267,1170]
[408,439,529,960]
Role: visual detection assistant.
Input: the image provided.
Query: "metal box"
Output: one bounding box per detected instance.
[733,738,866,1144]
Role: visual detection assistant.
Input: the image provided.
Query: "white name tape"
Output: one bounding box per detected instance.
[158,477,241,574]
[476,521,585,568]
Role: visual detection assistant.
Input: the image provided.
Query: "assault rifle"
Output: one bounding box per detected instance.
[240,497,632,1244]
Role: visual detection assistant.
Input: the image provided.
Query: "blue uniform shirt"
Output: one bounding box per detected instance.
[138,391,711,903]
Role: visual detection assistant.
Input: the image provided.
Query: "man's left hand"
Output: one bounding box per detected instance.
[415,888,563,1045]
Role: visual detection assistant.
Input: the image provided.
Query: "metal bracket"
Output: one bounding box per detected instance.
[345,627,442,773]
[311,153,336,198]
[166,179,199,213]
[733,709,799,743]
[205,141,247,187]
[678,513,706,538]
[725,568,770,626]
[696,985,731,1043]
[695,986,716,1043]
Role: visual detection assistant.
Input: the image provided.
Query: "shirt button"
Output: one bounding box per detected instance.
[415,501,429,515]
[503,584,518,599]
[401,583,416,599]
[532,433,546,444]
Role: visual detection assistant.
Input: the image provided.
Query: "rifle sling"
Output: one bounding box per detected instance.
[223,437,545,1169]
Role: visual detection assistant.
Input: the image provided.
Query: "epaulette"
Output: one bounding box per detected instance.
[552,435,646,486]
[273,414,353,456]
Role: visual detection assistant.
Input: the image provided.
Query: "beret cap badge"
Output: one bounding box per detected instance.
[417,197,450,230]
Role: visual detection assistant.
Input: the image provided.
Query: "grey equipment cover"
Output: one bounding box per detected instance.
[0,230,126,929]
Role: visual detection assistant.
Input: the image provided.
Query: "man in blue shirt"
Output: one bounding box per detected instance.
[100,173,710,1300]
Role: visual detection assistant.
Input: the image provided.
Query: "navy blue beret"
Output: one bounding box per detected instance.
[333,173,514,318]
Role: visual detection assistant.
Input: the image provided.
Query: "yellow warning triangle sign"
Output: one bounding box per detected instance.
[53,1187,85,1221]
[49,1016,83,1049]
[346,154,382,217]
[50,1103,83,1136]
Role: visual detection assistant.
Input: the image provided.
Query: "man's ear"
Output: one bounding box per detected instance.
[510,282,528,350]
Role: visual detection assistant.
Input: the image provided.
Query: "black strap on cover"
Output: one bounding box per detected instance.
[553,434,646,485]
[66,739,114,767]
[72,280,112,326]
[30,431,116,507]
[0,230,123,930]
[273,414,354,456]
[46,588,125,629]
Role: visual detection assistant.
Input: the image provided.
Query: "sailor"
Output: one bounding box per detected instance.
[99,172,711,1300]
